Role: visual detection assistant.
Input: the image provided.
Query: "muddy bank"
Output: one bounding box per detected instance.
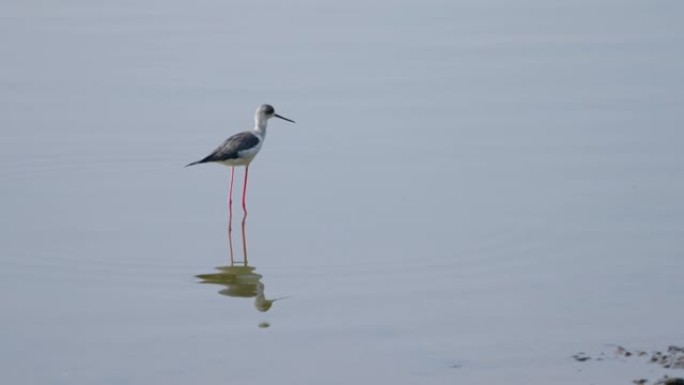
[573,345,684,384]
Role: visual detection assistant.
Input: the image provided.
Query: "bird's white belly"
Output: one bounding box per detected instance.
[218,142,262,167]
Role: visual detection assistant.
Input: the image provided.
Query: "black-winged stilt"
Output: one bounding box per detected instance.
[186,104,295,216]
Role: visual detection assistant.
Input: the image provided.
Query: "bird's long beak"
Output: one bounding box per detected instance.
[274,113,295,123]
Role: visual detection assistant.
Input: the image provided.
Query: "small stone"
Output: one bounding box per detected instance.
[654,377,684,385]
[672,356,684,369]
[573,353,591,362]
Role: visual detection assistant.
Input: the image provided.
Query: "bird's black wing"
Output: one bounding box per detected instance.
[186,131,260,167]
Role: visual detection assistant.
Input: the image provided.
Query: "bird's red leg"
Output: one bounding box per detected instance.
[241,213,248,264]
[242,165,249,215]
[229,166,235,229]
[228,226,235,265]
[228,166,235,263]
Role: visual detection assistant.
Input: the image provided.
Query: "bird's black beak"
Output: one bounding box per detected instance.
[274,113,295,123]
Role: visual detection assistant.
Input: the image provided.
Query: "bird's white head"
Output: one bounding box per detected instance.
[255,104,295,127]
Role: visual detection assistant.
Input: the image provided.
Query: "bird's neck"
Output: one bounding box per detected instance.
[254,118,267,137]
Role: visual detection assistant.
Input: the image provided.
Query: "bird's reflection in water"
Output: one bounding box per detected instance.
[196,214,285,312]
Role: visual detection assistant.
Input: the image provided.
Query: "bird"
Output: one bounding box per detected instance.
[186,104,295,217]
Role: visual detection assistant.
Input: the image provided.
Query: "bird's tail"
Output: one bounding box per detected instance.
[185,159,205,167]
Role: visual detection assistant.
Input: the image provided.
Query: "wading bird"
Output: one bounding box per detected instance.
[186,104,295,216]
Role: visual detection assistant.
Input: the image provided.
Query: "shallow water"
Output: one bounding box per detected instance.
[1,0,683,384]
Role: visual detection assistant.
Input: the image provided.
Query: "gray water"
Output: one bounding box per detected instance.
[1,1,683,384]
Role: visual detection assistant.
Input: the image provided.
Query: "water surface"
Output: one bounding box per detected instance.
[1,0,683,384]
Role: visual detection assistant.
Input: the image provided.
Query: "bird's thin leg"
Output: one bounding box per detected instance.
[229,166,235,229]
[241,213,248,264]
[228,226,235,265]
[228,166,235,263]
[241,165,249,215]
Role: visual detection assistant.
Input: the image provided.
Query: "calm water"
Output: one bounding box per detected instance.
[1,0,683,383]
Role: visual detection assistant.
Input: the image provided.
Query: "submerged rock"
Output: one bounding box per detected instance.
[654,376,684,385]
[572,352,591,362]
